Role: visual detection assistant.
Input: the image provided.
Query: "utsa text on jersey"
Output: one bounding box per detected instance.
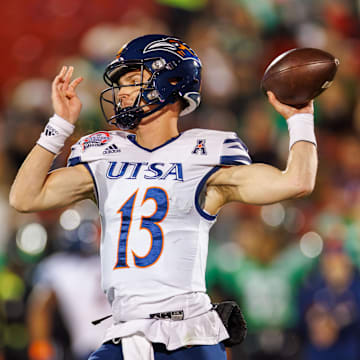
[106,161,184,181]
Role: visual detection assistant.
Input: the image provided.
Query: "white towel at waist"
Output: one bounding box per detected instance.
[122,335,154,360]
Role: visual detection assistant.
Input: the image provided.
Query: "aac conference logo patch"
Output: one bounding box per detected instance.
[81,132,111,151]
[192,139,207,155]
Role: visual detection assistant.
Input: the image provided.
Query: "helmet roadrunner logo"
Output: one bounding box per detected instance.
[103,144,121,154]
[192,139,207,155]
[44,124,59,136]
[143,38,198,61]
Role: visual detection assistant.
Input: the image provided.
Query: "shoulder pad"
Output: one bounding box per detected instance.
[220,131,251,166]
[67,130,128,166]
[182,128,251,166]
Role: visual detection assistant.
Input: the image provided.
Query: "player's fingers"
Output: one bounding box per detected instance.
[65,77,83,99]
[52,66,66,90]
[69,76,83,91]
[268,91,314,117]
[53,66,67,84]
[62,66,74,91]
[52,66,68,99]
[267,91,282,108]
[54,81,67,100]
[56,65,67,78]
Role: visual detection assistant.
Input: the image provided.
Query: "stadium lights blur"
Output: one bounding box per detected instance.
[283,207,305,233]
[16,223,47,255]
[59,209,81,230]
[261,203,285,227]
[300,231,323,258]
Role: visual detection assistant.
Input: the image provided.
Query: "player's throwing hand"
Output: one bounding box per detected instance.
[267,91,314,119]
[51,66,83,124]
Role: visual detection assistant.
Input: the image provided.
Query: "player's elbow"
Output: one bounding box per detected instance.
[9,191,35,213]
[296,184,314,198]
[9,198,30,213]
[292,177,315,198]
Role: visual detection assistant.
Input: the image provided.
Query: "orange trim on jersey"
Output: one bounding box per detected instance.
[132,186,169,268]
[113,189,138,270]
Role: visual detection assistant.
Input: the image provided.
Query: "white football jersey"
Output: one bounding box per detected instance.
[68,128,251,321]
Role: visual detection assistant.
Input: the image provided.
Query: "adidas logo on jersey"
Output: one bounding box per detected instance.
[103,144,121,154]
[44,124,59,137]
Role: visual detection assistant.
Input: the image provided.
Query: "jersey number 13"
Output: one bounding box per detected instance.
[114,187,169,269]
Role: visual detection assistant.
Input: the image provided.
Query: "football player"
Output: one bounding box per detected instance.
[10,34,317,360]
[27,220,110,360]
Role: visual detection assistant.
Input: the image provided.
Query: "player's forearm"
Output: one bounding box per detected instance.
[241,107,318,203]
[283,141,318,197]
[10,111,77,212]
[245,142,317,204]
[9,145,56,212]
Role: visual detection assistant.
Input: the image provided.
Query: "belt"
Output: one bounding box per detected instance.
[149,310,184,321]
[92,309,184,325]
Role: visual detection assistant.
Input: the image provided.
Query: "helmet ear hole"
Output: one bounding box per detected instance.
[168,77,182,85]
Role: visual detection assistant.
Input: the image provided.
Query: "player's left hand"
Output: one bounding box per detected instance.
[267,91,314,119]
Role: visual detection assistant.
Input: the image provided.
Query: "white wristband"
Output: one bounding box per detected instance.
[286,113,316,150]
[37,114,75,154]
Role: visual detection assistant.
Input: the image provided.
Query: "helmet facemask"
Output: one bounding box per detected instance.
[100,58,173,130]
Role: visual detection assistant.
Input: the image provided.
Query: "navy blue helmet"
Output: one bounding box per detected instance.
[100,34,202,130]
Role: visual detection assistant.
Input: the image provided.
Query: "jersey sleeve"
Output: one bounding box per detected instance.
[67,138,84,167]
[219,132,252,166]
[66,131,112,167]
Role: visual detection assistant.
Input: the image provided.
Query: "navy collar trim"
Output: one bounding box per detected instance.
[127,133,182,152]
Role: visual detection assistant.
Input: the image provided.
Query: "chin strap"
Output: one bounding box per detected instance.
[110,100,169,130]
[113,106,144,130]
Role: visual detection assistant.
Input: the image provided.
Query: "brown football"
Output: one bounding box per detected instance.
[261,48,339,108]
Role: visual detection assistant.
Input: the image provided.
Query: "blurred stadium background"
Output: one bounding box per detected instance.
[1,0,360,359]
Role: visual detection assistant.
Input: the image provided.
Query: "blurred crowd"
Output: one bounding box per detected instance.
[1,0,360,359]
